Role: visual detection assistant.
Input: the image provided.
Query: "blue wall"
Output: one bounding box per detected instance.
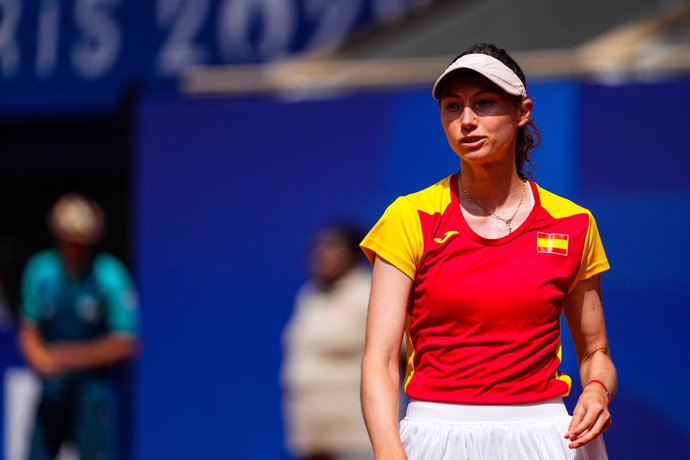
[134,93,396,459]
[134,80,690,458]
[574,79,690,458]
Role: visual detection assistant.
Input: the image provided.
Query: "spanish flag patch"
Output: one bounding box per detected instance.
[536,232,569,256]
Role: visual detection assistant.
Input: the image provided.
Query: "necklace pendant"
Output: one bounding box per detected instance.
[458,174,527,237]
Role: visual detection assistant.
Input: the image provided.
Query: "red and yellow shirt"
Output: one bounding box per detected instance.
[361,174,609,404]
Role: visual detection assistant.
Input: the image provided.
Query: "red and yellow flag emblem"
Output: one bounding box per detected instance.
[537,232,569,256]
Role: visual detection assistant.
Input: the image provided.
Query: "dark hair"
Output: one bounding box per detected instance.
[445,43,541,180]
[320,223,365,260]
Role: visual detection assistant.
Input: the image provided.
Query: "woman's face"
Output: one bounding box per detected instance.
[439,72,532,167]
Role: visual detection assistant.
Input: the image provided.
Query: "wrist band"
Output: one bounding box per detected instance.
[588,379,611,402]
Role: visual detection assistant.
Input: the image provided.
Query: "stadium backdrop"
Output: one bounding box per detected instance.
[0,0,436,113]
[0,0,687,458]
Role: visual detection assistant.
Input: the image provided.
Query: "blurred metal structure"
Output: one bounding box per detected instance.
[182,0,690,95]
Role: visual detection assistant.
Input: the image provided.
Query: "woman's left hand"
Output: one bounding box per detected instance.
[565,383,612,449]
[564,274,616,449]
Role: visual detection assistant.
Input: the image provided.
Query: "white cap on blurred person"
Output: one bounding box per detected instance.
[48,193,105,245]
[432,53,527,100]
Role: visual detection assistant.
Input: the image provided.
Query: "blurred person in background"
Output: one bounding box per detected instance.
[282,224,373,460]
[18,193,139,460]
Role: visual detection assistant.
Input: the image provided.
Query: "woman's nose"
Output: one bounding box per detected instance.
[460,107,477,129]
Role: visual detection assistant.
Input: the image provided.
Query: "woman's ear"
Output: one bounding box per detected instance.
[517,98,533,127]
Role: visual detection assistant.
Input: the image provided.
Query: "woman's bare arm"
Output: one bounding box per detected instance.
[564,274,617,448]
[361,256,413,459]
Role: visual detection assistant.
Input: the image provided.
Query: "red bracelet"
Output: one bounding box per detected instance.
[588,379,611,402]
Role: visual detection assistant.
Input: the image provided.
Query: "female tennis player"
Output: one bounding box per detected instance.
[360,43,616,459]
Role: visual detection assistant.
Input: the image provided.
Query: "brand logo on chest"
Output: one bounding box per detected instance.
[536,232,569,256]
[433,230,459,244]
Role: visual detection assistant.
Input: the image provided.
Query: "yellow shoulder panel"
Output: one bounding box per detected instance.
[404,175,454,216]
[537,185,590,219]
[360,175,454,280]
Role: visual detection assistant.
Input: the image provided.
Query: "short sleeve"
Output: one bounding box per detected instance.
[360,197,423,279]
[20,256,43,324]
[576,213,610,282]
[95,255,140,335]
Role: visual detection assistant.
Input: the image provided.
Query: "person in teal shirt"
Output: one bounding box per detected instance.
[19,193,139,460]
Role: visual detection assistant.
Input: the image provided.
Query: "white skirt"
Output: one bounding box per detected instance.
[399,397,608,460]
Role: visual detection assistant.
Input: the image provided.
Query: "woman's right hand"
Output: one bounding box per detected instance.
[373,442,408,460]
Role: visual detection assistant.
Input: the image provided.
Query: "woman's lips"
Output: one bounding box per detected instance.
[461,136,486,149]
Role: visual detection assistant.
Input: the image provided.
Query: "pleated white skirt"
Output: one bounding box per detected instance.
[399,397,608,460]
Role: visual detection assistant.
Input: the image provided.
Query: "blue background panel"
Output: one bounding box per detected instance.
[134,93,394,459]
[576,79,690,457]
[0,0,441,113]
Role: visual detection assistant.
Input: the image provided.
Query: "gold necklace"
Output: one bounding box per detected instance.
[458,174,527,234]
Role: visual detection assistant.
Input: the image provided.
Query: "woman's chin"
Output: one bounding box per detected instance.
[456,149,492,163]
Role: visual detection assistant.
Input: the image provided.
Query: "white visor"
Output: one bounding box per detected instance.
[432,53,527,100]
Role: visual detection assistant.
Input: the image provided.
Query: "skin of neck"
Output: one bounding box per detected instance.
[57,240,94,277]
[460,155,525,211]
